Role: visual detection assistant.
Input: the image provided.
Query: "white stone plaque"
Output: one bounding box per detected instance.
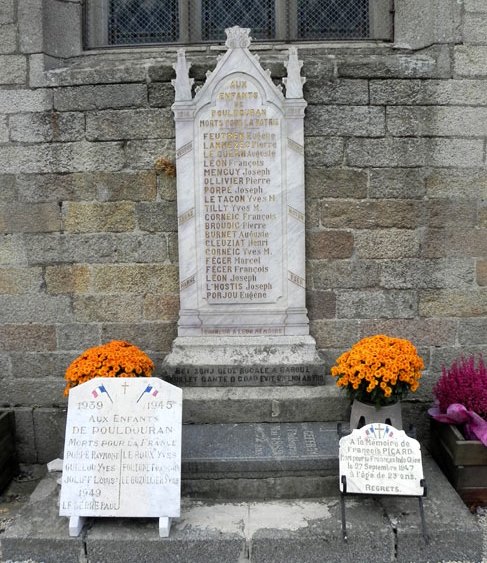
[60,378,182,536]
[339,423,424,496]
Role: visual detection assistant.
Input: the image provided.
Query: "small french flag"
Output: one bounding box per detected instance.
[91,384,113,402]
[136,384,159,403]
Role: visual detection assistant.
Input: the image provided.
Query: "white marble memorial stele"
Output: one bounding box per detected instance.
[168,26,318,366]
[339,423,424,496]
[60,378,182,532]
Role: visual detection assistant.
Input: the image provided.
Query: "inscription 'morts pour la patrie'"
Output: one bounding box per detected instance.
[171,26,311,339]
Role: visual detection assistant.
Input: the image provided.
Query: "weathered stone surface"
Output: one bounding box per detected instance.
[305,200,320,228]
[0,23,16,54]
[478,260,487,286]
[0,202,61,233]
[463,12,487,44]
[0,266,42,294]
[0,174,16,201]
[43,0,82,58]
[0,115,7,142]
[304,137,344,167]
[100,323,176,353]
[336,290,417,319]
[310,319,360,348]
[10,351,78,379]
[347,138,484,168]
[54,84,147,111]
[0,0,14,23]
[92,264,178,294]
[465,0,487,11]
[305,168,367,199]
[359,318,457,347]
[310,259,381,289]
[387,106,487,137]
[0,295,73,323]
[86,108,174,141]
[124,139,175,170]
[44,265,91,294]
[143,294,180,321]
[148,82,174,107]
[419,289,487,317]
[0,89,52,113]
[380,258,475,289]
[56,323,101,351]
[305,106,385,137]
[18,0,43,53]
[455,46,487,77]
[136,201,178,232]
[73,295,143,322]
[10,407,36,463]
[458,319,487,345]
[0,324,56,351]
[87,171,157,201]
[427,200,477,228]
[9,111,85,143]
[304,78,368,105]
[426,169,487,199]
[63,202,136,233]
[0,54,27,85]
[33,407,67,463]
[307,230,354,259]
[355,230,419,259]
[0,377,66,406]
[16,173,92,202]
[422,228,487,258]
[0,235,27,265]
[368,168,426,199]
[306,290,336,320]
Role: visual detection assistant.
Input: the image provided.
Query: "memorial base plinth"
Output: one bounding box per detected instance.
[162,335,323,386]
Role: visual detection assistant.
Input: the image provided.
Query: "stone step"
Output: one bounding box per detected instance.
[1,455,482,563]
[181,422,340,499]
[182,385,350,424]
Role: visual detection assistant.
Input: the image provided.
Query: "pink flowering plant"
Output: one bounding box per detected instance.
[429,355,487,445]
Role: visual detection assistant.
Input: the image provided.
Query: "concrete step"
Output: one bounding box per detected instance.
[0,453,482,563]
[182,422,340,499]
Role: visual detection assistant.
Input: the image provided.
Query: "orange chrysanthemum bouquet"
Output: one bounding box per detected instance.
[331,334,424,407]
[64,340,154,396]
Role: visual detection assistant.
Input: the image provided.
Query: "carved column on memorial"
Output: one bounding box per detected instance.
[166,27,321,375]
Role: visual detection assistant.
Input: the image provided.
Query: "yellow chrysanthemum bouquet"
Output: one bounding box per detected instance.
[331,334,424,406]
[64,340,154,396]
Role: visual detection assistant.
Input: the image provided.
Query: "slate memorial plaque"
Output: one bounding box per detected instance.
[60,378,182,537]
[339,423,424,496]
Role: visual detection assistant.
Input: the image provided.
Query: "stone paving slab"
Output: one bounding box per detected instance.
[0,452,482,563]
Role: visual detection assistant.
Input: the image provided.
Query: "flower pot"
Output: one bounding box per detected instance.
[430,419,487,504]
[0,411,17,493]
[350,400,402,430]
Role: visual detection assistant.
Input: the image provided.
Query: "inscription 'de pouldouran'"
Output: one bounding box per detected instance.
[200,78,282,305]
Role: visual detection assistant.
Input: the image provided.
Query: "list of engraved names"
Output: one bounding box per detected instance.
[199,77,282,304]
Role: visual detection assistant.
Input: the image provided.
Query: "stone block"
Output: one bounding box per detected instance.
[321,199,420,229]
[18,0,43,53]
[0,202,61,233]
[16,173,91,202]
[87,171,157,201]
[54,83,147,111]
[478,260,487,285]
[426,169,487,199]
[458,319,487,345]
[143,294,180,321]
[0,352,12,377]
[304,137,344,167]
[136,201,178,232]
[305,200,320,228]
[0,174,16,201]
[0,266,42,294]
[63,201,136,233]
[422,228,487,258]
[310,319,360,348]
[426,200,477,228]
[355,229,419,259]
[0,114,8,142]
[306,290,336,320]
[11,407,36,463]
[430,345,487,375]
[455,46,487,77]
[100,322,177,353]
[1,377,67,406]
[0,54,27,84]
[168,232,179,263]
[0,234,27,265]
[359,318,457,347]
[480,204,487,228]
[92,264,179,294]
[465,0,487,11]
[380,258,475,289]
[0,23,16,54]
[346,138,484,168]
[0,0,14,23]
[56,323,100,351]
[305,168,367,199]
[0,324,56,351]
[73,295,143,322]
[419,289,487,317]
[305,106,385,137]
[0,88,52,114]
[304,78,368,105]
[463,12,487,44]
[33,407,67,463]
[148,83,174,107]
[9,111,85,143]
[86,108,174,141]
[368,168,426,199]
[157,172,177,201]
[11,351,77,379]
[307,230,353,259]
[387,106,487,137]
[124,138,175,170]
[44,265,91,294]
[336,290,417,319]
[147,62,178,82]
[0,295,73,323]
[310,259,381,289]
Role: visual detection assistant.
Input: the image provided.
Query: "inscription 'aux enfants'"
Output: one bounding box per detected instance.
[200,78,281,304]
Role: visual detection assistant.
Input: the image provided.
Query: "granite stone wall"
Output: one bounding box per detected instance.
[0,0,486,461]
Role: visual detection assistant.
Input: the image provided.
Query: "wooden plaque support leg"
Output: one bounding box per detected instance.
[159,517,172,538]
[69,516,86,537]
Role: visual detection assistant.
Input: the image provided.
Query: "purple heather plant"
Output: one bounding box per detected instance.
[433,355,487,419]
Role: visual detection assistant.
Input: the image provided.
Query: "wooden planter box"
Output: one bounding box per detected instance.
[0,411,17,493]
[430,419,487,504]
